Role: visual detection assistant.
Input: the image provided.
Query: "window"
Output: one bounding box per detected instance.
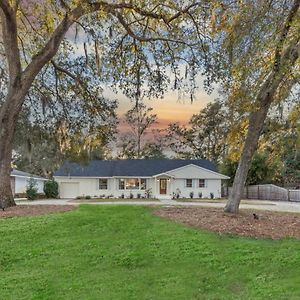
[119,179,125,190]
[198,179,205,188]
[118,178,146,190]
[185,179,193,188]
[125,178,139,190]
[140,179,147,190]
[99,179,108,189]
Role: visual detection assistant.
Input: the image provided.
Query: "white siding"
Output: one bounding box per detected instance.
[171,178,221,198]
[55,177,154,199]
[15,177,44,194]
[55,175,223,199]
[167,164,228,179]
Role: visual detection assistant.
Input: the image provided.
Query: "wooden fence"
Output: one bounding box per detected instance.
[222,184,300,202]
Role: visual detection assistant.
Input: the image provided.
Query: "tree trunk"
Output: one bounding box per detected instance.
[137,135,141,159]
[0,99,21,208]
[224,0,300,213]
[224,97,272,213]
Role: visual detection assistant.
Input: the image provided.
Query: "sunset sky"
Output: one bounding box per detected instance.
[105,83,217,132]
[72,41,217,131]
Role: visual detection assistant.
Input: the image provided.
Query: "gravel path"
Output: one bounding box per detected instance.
[15,198,300,213]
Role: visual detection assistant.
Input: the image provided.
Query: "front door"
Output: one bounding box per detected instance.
[159,179,167,194]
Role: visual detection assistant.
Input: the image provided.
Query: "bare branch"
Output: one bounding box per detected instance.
[50,60,85,88]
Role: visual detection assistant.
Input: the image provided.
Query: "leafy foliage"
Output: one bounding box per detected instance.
[44,180,59,199]
[26,178,38,201]
[167,100,229,163]
[117,103,159,159]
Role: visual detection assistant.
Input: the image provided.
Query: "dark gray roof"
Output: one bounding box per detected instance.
[54,159,217,177]
[11,169,46,180]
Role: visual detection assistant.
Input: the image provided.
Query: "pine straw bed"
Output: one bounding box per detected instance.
[154,206,300,239]
[0,205,75,218]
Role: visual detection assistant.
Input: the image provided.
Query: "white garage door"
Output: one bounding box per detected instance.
[60,182,79,199]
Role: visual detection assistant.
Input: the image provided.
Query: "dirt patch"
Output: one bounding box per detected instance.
[0,205,75,219]
[154,207,300,239]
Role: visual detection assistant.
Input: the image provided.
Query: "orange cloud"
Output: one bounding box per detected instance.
[104,86,217,133]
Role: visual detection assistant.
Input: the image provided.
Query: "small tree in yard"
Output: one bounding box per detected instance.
[26,178,38,201]
[44,180,59,199]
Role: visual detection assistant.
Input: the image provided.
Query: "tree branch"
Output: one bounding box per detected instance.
[50,60,84,86]
[50,60,94,100]
[273,0,300,71]
[0,0,22,86]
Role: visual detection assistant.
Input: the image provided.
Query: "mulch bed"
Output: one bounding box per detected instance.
[154,207,300,240]
[0,205,75,219]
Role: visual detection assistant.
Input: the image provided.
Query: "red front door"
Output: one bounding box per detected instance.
[160,179,167,194]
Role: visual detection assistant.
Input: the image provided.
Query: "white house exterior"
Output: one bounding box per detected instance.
[54,160,229,199]
[11,170,47,196]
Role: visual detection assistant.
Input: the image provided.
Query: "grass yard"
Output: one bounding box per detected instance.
[71,198,160,203]
[1,205,300,299]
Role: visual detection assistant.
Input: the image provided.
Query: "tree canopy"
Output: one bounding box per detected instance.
[0,0,213,207]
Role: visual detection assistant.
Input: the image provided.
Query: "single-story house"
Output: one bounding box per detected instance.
[54,159,229,199]
[11,169,47,196]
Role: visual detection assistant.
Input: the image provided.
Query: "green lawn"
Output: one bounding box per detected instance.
[1,205,300,299]
[71,198,160,202]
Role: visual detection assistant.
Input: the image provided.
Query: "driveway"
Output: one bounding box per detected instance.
[15,198,300,213]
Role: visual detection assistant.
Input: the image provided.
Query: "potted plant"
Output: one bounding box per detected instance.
[190,191,194,199]
[129,192,134,199]
[198,192,202,199]
[210,192,214,199]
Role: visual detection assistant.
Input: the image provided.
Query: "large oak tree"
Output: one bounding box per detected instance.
[211,0,300,213]
[0,0,210,208]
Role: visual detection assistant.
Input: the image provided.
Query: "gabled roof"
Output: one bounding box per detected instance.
[11,169,46,180]
[54,159,219,177]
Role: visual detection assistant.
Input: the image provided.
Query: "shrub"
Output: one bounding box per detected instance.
[210,192,214,199]
[145,188,152,199]
[137,193,141,199]
[129,192,134,199]
[121,193,124,199]
[44,180,59,198]
[175,188,181,199]
[190,191,194,199]
[85,195,91,199]
[26,178,38,200]
[198,192,202,198]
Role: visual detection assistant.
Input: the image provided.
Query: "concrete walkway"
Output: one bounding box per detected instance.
[15,198,300,213]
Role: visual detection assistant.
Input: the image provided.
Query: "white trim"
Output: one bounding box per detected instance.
[153,164,230,179]
[54,176,112,179]
[11,175,47,181]
[185,178,193,188]
[54,176,151,179]
[152,172,175,178]
[112,176,151,178]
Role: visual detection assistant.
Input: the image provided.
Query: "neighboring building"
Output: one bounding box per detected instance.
[11,170,47,196]
[54,160,229,199]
